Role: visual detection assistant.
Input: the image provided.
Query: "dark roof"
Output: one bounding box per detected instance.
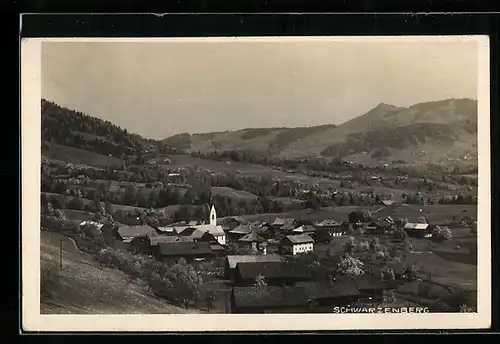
[351,275,385,290]
[295,280,360,298]
[367,220,391,228]
[157,242,214,257]
[226,254,284,269]
[179,227,198,236]
[233,286,309,308]
[238,230,266,243]
[235,261,312,280]
[271,217,295,226]
[229,225,253,235]
[149,235,194,246]
[233,280,360,308]
[281,234,314,245]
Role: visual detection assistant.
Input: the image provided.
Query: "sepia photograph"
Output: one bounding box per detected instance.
[21,36,491,331]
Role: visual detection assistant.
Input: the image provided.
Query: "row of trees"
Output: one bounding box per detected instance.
[95,249,213,309]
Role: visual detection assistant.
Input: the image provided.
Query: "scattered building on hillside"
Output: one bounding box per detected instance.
[115,224,157,243]
[224,254,284,280]
[154,242,214,262]
[233,261,312,287]
[279,234,314,256]
[404,222,432,238]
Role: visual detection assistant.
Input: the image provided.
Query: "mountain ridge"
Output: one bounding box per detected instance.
[162,98,478,165]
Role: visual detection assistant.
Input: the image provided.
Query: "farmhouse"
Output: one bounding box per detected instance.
[238,229,267,254]
[271,217,296,228]
[351,275,385,302]
[348,210,370,223]
[233,261,312,287]
[220,217,245,231]
[230,280,361,314]
[404,223,432,238]
[279,234,314,255]
[154,242,214,262]
[228,225,253,241]
[115,224,157,243]
[224,254,284,280]
[365,220,392,235]
[292,225,316,235]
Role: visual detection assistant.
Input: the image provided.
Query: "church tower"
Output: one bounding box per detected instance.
[209,205,217,226]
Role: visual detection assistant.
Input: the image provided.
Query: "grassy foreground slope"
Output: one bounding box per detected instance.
[40,231,198,314]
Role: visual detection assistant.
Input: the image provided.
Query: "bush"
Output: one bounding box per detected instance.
[432,226,452,241]
[359,241,370,252]
[337,256,365,276]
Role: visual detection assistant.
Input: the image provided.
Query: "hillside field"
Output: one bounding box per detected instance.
[43,144,125,168]
[40,231,198,314]
[222,204,477,225]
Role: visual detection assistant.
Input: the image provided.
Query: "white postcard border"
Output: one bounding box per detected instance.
[21,36,491,332]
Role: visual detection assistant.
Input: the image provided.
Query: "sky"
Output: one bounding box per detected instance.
[41,38,479,140]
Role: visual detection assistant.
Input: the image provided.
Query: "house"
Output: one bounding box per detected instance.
[271,217,296,228]
[348,210,370,223]
[230,280,360,314]
[115,224,157,243]
[365,220,391,235]
[154,242,214,262]
[292,225,316,235]
[351,275,385,302]
[279,234,314,255]
[233,261,312,287]
[404,223,432,238]
[224,254,284,280]
[315,220,345,236]
[238,229,267,254]
[228,225,253,242]
[220,217,245,231]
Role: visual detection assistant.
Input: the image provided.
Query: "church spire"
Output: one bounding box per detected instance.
[209,205,217,226]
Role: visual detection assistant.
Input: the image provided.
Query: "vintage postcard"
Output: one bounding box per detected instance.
[21,36,491,332]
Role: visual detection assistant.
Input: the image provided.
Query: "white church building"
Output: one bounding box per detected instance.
[195,205,226,246]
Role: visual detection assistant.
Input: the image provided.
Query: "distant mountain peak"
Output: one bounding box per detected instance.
[375,102,396,109]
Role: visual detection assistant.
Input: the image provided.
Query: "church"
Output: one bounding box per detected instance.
[194,205,226,246]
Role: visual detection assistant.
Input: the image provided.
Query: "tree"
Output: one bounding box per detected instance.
[343,236,357,256]
[204,289,217,312]
[254,273,267,287]
[432,226,452,241]
[370,237,381,252]
[337,256,365,276]
[359,241,370,252]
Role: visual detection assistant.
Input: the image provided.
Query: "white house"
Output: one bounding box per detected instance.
[279,234,314,255]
